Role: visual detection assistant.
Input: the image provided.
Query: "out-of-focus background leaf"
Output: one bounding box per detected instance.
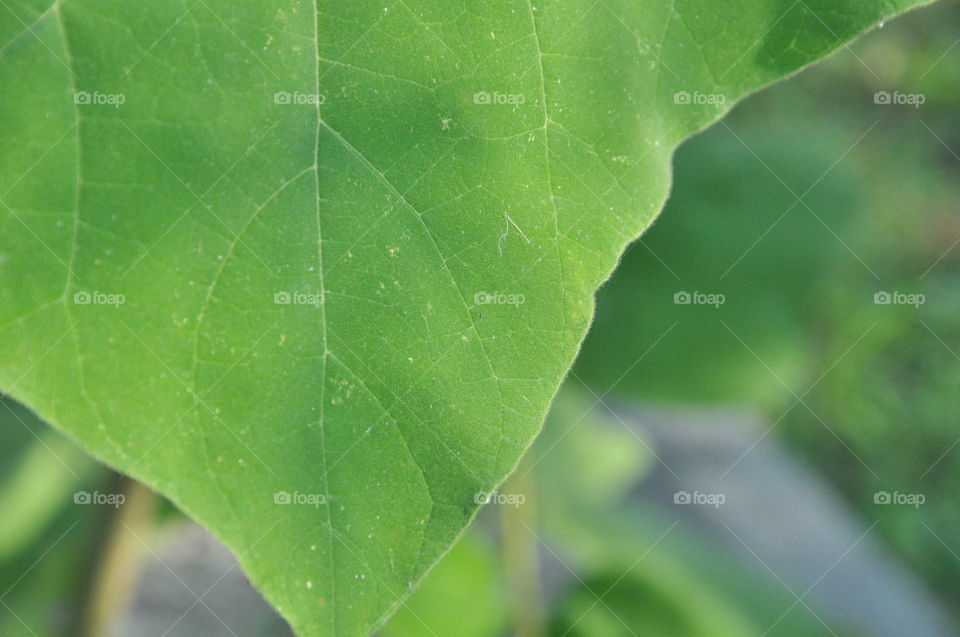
[573,0,960,610]
[0,397,96,637]
[573,125,858,406]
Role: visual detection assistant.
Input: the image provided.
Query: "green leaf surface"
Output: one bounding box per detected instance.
[0,0,935,634]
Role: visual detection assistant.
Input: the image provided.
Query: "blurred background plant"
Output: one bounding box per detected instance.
[2,1,959,635]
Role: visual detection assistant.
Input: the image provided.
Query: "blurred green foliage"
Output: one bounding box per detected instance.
[778,2,960,602]
[382,533,506,637]
[573,123,857,406]
[0,398,100,637]
[573,0,960,621]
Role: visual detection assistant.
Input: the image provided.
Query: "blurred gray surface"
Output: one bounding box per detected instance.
[628,404,957,637]
[112,524,292,637]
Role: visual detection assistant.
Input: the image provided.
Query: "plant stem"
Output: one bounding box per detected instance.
[500,456,545,637]
[73,473,157,637]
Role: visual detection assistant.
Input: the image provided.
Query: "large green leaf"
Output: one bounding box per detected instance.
[0,0,935,634]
